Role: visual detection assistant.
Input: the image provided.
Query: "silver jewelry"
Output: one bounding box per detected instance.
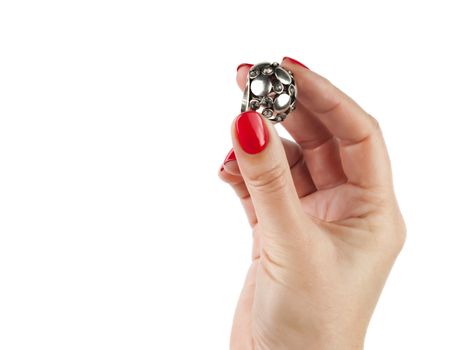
[241,62,297,123]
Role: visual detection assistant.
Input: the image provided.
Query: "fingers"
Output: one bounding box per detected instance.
[231,110,308,239]
[223,138,316,197]
[281,102,347,189]
[282,58,392,187]
[219,137,316,227]
[236,63,252,90]
[282,58,378,142]
[218,166,256,227]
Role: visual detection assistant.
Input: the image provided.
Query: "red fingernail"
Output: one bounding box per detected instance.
[283,56,309,70]
[235,111,269,154]
[236,63,253,72]
[224,149,236,164]
[220,165,224,172]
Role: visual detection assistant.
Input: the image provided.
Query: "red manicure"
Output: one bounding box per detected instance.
[283,56,309,70]
[224,149,236,164]
[236,63,253,71]
[235,111,269,154]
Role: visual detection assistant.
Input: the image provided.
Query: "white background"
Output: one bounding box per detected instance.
[1,0,460,349]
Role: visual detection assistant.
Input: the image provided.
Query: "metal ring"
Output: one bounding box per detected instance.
[241,62,297,123]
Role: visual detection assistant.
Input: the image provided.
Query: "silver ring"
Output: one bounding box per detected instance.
[241,62,297,123]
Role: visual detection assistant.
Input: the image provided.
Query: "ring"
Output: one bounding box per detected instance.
[241,62,297,123]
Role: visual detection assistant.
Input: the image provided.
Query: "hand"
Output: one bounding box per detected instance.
[218,57,406,350]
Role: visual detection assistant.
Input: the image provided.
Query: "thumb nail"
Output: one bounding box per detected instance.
[235,111,269,154]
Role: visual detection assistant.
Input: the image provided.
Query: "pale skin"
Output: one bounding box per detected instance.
[218,58,406,350]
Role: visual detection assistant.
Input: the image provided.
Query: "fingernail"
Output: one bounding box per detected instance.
[224,149,236,164]
[220,165,224,172]
[283,56,309,70]
[235,111,269,154]
[236,63,253,72]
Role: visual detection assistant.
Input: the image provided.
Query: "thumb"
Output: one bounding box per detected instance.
[231,111,306,239]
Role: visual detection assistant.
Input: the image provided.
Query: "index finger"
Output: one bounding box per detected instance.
[281,57,392,188]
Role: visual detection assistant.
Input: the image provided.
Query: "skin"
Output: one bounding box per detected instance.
[218,59,406,350]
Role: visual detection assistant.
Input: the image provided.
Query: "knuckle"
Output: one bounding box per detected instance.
[393,215,407,252]
[217,170,227,182]
[217,168,231,182]
[381,213,407,256]
[367,113,382,133]
[246,164,288,194]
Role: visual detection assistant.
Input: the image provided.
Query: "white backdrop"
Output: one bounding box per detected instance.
[1,0,460,349]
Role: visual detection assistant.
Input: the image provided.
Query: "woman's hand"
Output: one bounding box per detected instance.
[218,57,406,350]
